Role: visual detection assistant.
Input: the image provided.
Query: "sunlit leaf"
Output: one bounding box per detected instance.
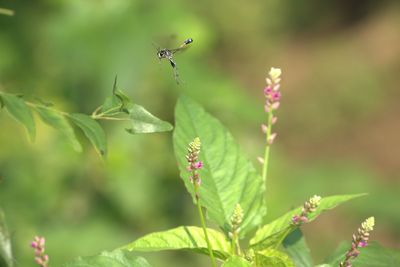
[0,93,35,142]
[173,96,266,237]
[283,229,312,267]
[250,194,366,249]
[122,226,230,260]
[222,256,251,267]
[325,242,400,267]
[125,104,173,134]
[64,249,152,267]
[34,106,82,152]
[69,113,107,156]
[256,248,295,267]
[0,209,13,267]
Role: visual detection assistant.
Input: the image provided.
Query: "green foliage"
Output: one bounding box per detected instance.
[69,113,107,156]
[0,88,172,156]
[249,194,366,249]
[0,92,36,142]
[222,256,251,267]
[283,229,312,267]
[173,96,266,237]
[125,104,173,134]
[0,209,13,267]
[122,226,230,260]
[34,106,82,152]
[323,242,400,267]
[256,248,295,267]
[64,249,152,267]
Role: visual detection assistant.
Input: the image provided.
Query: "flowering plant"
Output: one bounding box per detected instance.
[1,69,398,267]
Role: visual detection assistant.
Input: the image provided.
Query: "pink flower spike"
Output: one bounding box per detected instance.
[194,161,203,169]
[261,124,268,134]
[257,157,264,164]
[271,116,278,124]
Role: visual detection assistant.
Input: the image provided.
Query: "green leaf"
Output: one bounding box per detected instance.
[64,249,152,267]
[34,106,82,152]
[101,95,124,114]
[122,226,231,260]
[69,113,107,156]
[250,194,366,249]
[283,229,313,267]
[125,104,173,134]
[325,242,400,267]
[0,209,13,267]
[173,96,266,237]
[256,248,295,267]
[0,93,35,142]
[222,256,251,267]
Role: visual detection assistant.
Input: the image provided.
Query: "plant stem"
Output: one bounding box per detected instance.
[261,109,274,184]
[0,8,14,16]
[193,183,217,267]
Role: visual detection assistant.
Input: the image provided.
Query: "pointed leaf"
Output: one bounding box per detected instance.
[122,226,231,260]
[326,242,400,267]
[69,113,107,156]
[256,248,295,267]
[34,106,82,152]
[173,96,266,236]
[0,93,35,142]
[64,249,152,267]
[250,194,366,249]
[222,256,251,267]
[125,104,173,134]
[0,209,13,267]
[283,229,313,267]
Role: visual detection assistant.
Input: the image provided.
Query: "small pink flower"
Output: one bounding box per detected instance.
[194,161,203,169]
[264,86,273,95]
[358,241,368,247]
[261,124,268,134]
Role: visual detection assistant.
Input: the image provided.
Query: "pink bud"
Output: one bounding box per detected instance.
[271,116,278,124]
[271,101,280,110]
[273,83,281,91]
[31,242,38,248]
[264,103,271,113]
[196,178,202,186]
[358,241,368,247]
[35,257,43,265]
[261,124,268,134]
[189,176,193,183]
[266,78,272,85]
[257,156,264,164]
[268,133,277,145]
[43,254,49,261]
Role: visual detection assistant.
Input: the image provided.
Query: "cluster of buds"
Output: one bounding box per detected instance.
[292,195,321,225]
[31,236,49,267]
[229,204,244,255]
[264,67,282,112]
[340,217,375,267]
[229,203,244,236]
[186,137,203,188]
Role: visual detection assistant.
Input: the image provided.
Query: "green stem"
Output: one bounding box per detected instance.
[193,180,217,267]
[0,8,14,16]
[261,109,274,184]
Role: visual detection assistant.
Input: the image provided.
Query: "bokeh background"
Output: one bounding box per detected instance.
[0,1,399,266]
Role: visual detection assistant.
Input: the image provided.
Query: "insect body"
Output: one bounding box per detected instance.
[156,38,193,84]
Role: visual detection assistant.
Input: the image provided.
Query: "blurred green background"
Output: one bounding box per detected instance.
[0,1,399,266]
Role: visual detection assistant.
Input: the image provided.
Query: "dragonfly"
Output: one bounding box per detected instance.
[156,38,193,84]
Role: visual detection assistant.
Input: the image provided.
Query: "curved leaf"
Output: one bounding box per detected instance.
[0,93,35,142]
[222,256,251,267]
[34,106,82,152]
[0,209,13,267]
[256,248,295,267]
[68,113,107,156]
[250,194,366,249]
[122,226,231,260]
[64,249,151,267]
[283,229,312,267]
[326,242,400,267]
[125,104,173,134]
[173,96,266,236]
